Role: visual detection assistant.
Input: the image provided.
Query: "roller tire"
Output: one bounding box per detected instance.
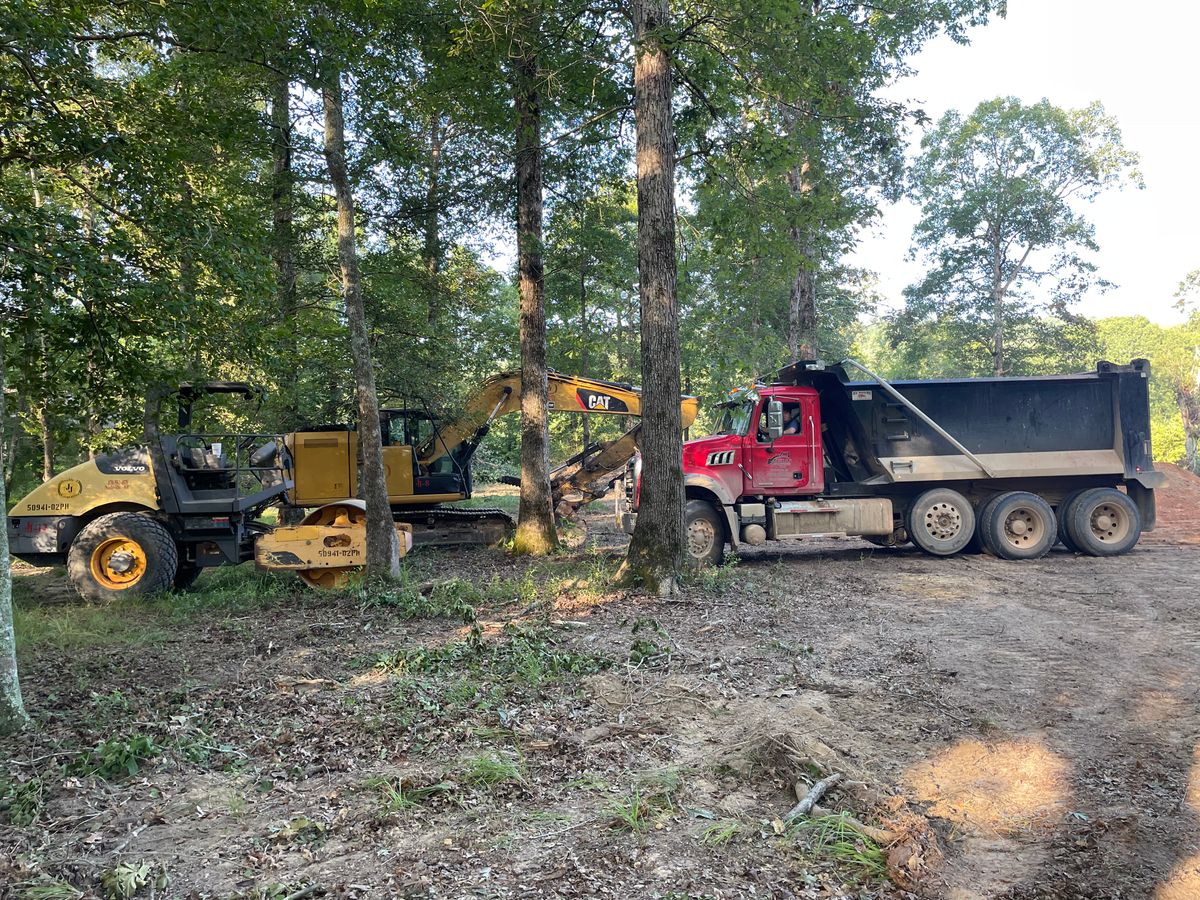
[67,512,178,602]
[173,564,204,591]
[1064,488,1141,557]
[907,488,975,557]
[684,499,726,569]
[979,492,1056,560]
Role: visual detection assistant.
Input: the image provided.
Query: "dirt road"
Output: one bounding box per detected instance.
[3,518,1198,899]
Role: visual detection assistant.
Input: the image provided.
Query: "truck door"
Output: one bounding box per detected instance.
[745,394,823,494]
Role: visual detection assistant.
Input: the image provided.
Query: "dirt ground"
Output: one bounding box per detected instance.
[3,481,1200,899]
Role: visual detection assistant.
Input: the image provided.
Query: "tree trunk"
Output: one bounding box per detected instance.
[1178,385,1200,473]
[786,158,817,360]
[511,44,558,555]
[0,333,29,733]
[425,115,444,328]
[271,71,299,426]
[991,237,1005,376]
[622,0,684,593]
[321,68,399,579]
[38,403,53,482]
[580,262,591,453]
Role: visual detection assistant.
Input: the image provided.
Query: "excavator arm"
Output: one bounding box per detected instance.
[417,370,699,471]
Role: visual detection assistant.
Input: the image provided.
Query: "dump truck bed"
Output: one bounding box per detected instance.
[787,360,1162,488]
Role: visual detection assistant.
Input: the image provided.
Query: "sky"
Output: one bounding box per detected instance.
[849,0,1200,326]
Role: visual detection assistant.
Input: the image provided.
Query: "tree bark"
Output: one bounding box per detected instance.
[991,235,1005,376]
[1177,386,1200,473]
[425,115,444,328]
[580,261,591,453]
[511,43,558,555]
[321,68,399,578]
[0,332,29,733]
[38,403,53,482]
[622,0,684,593]
[786,159,817,360]
[271,72,299,426]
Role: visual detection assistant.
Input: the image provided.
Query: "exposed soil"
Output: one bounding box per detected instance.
[3,479,1199,899]
[1145,462,1200,545]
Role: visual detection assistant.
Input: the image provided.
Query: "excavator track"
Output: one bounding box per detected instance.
[394,506,514,547]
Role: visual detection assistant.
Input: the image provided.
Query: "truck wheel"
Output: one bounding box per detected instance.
[907,489,975,557]
[684,499,726,569]
[1064,487,1141,557]
[979,491,1056,560]
[1056,490,1088,552]
[67,512,178,602]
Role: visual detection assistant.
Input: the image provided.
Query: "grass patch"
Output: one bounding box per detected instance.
[13,601,169,652]
[461,751,524,789]
[366,775,456,815]
[682,557,742,595]
[377,624,609,742]
[608,769,682,833]
[700,819,743,846]
[378,623,610,686]
[791,813,888,880]
[14,564,299,653]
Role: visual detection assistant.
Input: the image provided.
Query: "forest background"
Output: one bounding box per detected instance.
[3,0,1197,505]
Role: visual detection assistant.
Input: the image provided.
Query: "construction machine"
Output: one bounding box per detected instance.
[7,372,698,600]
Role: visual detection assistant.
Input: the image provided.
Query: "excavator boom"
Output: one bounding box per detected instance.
[418,370,699,470]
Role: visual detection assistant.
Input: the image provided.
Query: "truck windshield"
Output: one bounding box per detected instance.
[713,401,753,436]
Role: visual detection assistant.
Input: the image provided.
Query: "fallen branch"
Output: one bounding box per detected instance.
[785,772,844,821]
[810,802,900,845]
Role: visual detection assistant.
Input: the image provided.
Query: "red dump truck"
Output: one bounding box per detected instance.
[619,359,1163,566]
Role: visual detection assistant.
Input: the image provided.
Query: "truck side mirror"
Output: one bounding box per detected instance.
[766,399,784,441]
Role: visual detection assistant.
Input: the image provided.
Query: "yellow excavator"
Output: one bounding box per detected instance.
[7,372,698,599]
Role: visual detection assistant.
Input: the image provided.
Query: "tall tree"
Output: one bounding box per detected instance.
[621,0,683,592]
[0,330,28,734]
[270,71,299,424]
[511,11,558,555]
[899,97,1140,376]
[320,66,399,578]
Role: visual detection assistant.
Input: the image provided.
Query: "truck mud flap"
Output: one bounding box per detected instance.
[1126,482,1157,531]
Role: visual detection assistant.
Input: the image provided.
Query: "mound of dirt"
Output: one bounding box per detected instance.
[1148,462,1200,544]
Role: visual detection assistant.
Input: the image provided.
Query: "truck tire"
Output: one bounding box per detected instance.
[1064,487,1141,557]
[979,491,1056,560]
[1056,490,1088,552]
[907,489,975,557]
[684,499,726,569]
[67,512,179,602]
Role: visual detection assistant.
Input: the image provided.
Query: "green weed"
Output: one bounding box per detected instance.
[684,557,741,595]
[14,881,83,900]
[71,733,160,779]
[700,819,742,845]
[608,769,681,833]
[0,775,44,826]
[629,617,672,668]
[566,773,609,792]
[270,816,326,846]
[461,751,524,789]
[378,624,609,687]
[791,813,888,879]
[366,775,455,814]
[100,861,168,900]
